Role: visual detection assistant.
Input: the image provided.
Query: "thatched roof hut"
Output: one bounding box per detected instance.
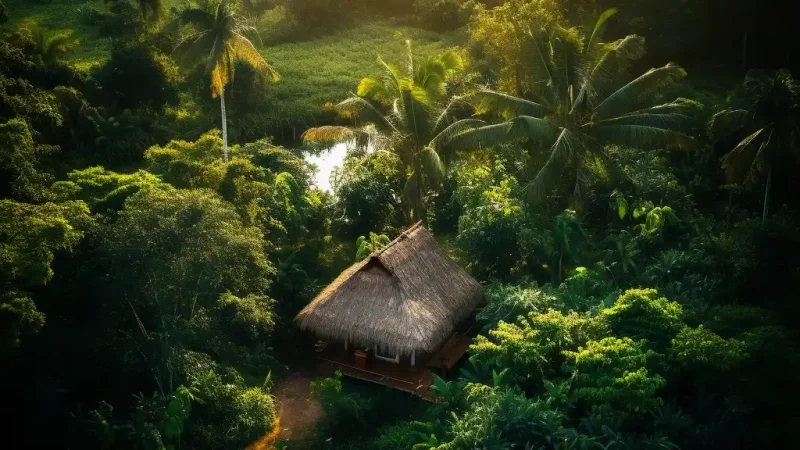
[295,223,483,354]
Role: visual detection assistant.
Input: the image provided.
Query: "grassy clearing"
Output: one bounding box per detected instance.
[254,20,468,135]
[4,1,464,136]
[5,0,112,70]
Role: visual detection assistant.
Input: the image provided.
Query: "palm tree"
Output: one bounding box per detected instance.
[303,42,481,222]
[451,9,697,204]
[175,0,279,162]
[709,69,800,226]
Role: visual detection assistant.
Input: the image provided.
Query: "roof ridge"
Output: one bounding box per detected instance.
[370,221,424,258]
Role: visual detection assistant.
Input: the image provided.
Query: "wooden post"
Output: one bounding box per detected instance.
[344,337,348,351]
[411,350,416,367]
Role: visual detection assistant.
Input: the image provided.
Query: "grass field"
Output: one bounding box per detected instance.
[256,21,467,135]
[4,1,465,136]
[5,0,113,70]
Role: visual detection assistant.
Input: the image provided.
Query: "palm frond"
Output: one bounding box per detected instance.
[523,28,555,90]
[525,128,576,203]
[593,113,694,131]
[378,56,403,93]
[573,35,646,113]
[594,63,687,119]
[230,33,279,81]
[430,119,487,152]
[335,96,395,133]
[629,98,701,116]
[401,86,433,143]
[721,128,765,183]
[708,109,749,141]
[587,8,619,52]
[357,77,394,105]
[209,43,232,97]
[471,90,549,119]
[589,124,697,150]
[302,126,356,145]
[444,116,561,150]
[430,94,471,136]
[421,147,445,187]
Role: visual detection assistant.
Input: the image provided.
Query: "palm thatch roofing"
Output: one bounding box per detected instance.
[295,223,483,354]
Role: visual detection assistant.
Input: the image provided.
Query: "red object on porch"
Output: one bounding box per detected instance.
[353,350,367,369]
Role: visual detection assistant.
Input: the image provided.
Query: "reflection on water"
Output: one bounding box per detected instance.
[304,143,348,193]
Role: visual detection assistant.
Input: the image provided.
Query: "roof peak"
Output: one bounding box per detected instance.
[370,221,425,259]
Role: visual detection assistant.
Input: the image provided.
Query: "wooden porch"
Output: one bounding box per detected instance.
[314,329,476,402]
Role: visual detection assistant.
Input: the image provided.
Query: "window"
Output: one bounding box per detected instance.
[374,344,399,363]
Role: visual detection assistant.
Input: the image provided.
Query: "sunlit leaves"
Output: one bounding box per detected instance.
[0,199,91,286]
[594,63,688,120]
[672,326,750,370]
[599,289,683,349]
[565,337,666,418]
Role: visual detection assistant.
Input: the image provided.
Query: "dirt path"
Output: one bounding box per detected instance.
[273,372,323,441]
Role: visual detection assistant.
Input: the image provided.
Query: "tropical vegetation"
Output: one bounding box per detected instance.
[1,0,799,449]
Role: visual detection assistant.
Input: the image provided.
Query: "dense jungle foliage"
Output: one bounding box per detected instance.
[2,0,800,448]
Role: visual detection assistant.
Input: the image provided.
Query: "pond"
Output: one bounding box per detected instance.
[304,143,348,193]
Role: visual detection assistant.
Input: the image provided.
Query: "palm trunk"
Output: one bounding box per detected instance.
[220,92,229,162]
[413,154,425,224]
[762,164,772,227]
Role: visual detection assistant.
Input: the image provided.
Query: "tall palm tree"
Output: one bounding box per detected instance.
[303,42,481,222]
[709,69,800,226]
[451,9,697,204]
[175,0,279,162]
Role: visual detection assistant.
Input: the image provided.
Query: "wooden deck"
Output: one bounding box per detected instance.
[314,329,476,401]
[317,346,436,400]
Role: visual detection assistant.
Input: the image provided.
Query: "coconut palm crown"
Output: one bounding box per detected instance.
[303,42,482,221]
[451,8,698,204]
[175,0,279,162]
[709,69,800,225]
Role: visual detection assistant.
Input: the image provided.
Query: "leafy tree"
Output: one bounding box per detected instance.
[469,0,566,94]
[303,43,478,221]
[708,69,800,226]
[180,353,277,449]
[471,309,602,387]
[100,186,276,383]
[144,131,318,250]
[355,232,390,260]
[94,43,179,111]
[331,149,403,238]
[672,325,750,371]
[0,119,58,201]
[175,0,280,161]
[454,166,528,278]
[0,199,91,349]
[455,9,698,204]
[565,337,666,420]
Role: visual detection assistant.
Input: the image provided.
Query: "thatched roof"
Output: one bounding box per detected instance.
[295,223,483,354]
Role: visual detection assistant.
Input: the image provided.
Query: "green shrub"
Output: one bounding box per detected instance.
[565,337,666,420]
[599,288,684,350]
[672,325,750,370]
